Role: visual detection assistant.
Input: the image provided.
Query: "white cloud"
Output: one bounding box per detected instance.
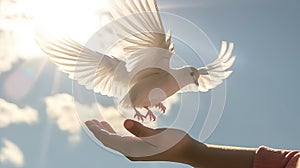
[0,29,18,73]
[44,93,135,140]
[0,0,112,73]
[45,94,82,143]
[0,0,41,73]
[0,98,38,128]
[44,93,179,138]
[44,93,179,141]
[0,139,24,167]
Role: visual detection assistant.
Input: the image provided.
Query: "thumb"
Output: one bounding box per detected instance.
[124,119,157,137]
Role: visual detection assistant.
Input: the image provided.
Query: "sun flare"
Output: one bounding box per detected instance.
[0,0,111,62]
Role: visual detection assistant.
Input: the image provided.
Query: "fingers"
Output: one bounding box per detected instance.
[85,119,171,158]
[85,120,104,130]
[87,119,116,134]
[85,120,121,150]
[85,120,108,139]
[85,119,150,157]
[124,119,157,137]
[100,121,117,134]
[86,119,157,138]
[85,120,108,142]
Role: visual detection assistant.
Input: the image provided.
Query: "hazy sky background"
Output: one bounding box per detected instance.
[0,0,299,168]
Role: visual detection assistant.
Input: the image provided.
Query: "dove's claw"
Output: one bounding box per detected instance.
[155,103,166,113]
[134,112,145,122]
[145,110,156,121]
[133,107,146,121]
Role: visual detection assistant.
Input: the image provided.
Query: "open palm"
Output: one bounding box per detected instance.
[85,119,199,163]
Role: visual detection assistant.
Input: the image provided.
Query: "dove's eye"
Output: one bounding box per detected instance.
[190,72,194,76]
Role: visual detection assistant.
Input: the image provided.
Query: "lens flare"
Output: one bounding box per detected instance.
[3,58,47,101]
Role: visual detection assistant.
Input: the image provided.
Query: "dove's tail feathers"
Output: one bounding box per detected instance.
[196,41,236,92]
[37,37,129,98]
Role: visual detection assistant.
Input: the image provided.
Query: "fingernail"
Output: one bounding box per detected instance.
[85,120,94,127]
[124,120,134,129]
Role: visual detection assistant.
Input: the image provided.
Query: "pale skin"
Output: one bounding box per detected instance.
[85,119,256,168]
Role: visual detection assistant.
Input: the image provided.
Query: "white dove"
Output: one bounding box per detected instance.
[38,0,235,121]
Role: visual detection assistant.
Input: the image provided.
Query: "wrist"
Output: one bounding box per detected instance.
[178,136,207,167]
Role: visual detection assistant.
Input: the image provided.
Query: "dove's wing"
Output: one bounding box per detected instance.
[180,41,236,92]
[38,38,129,97]
[108,0,174,73]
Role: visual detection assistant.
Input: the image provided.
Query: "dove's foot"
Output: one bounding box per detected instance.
[133,108,146,121]
[155,103,166,113]
[134,112,146,121]
[145,109,156,121]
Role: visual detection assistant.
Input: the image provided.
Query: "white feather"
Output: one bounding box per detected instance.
[180,41,236,93]
[37,38,129,98]
[38,0,236,119]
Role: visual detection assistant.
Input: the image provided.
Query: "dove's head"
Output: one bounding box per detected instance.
[182,67,199,87]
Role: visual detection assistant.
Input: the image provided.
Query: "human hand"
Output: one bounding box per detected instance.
[85,119,202,164]
[85,119,257,168]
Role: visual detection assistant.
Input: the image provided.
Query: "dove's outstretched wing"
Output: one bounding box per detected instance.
[181,41,236,92]
[108,0,174,74]
[37,0,173,99]
[38,38,129,98]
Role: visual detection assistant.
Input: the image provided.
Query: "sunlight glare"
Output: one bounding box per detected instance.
[3,58,47,101]
[19,0,111,43]
[0,0,44,59]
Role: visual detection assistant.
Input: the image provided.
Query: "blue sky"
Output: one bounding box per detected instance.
[0,0,299,168]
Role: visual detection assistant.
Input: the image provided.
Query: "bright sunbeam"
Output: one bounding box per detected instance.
[0,0,111,167]
[0,0,111,66]
[20,0,111,43]
[0,0,42,60]
[3,58,47,101]
[1,0,111,99]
